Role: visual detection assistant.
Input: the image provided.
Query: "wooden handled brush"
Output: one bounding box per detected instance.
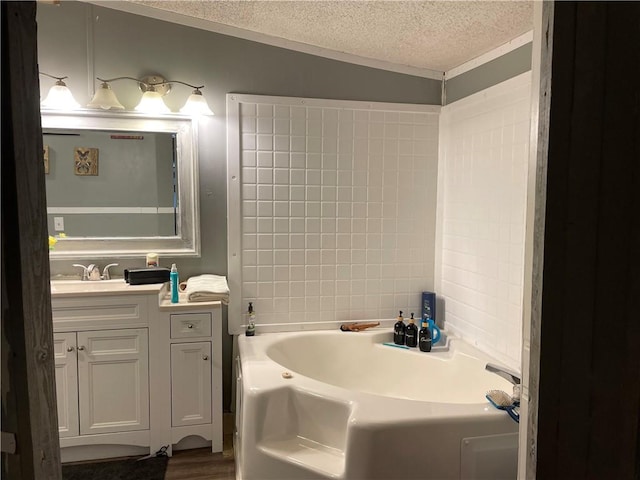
[340,321,380,332]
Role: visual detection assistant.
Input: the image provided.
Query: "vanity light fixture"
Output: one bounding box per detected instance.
[135,89,172,114]
[40,72,80,111]
[179,88,215,116]
[86,81,125,110]
[87,74,214,115]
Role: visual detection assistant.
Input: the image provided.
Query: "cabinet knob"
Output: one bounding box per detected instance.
[66,346,75,352]
[187,324,194,329]
[202,355,209,361]
[77,345,86,351]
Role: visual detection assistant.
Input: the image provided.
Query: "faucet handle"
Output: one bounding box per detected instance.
[102,263,119,280]
[72,264,89,281]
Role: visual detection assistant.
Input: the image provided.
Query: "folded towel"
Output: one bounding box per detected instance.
[180,274,229,304]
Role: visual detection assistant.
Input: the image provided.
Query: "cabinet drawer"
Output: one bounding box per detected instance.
[170,313,212,338]
[51,295,148,331]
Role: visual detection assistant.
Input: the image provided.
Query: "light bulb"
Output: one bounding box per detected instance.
[179,89,214,116]
[87,82,125,110]
[41,80,80,111]
[135,90,171,114]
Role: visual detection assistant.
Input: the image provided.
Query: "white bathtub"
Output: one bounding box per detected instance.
[235,328,519,480]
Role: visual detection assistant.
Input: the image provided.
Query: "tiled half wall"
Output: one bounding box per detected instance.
[437,73,531,369]
[227,95,440,334]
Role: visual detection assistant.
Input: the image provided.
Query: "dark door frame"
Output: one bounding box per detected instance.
[1,2,62,479]
[527,2,640,478]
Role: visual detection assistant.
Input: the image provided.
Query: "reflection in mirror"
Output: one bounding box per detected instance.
[44,129,178,237]
[42,112,200,259]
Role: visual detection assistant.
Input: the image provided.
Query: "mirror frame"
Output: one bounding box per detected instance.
[42,111,200,259]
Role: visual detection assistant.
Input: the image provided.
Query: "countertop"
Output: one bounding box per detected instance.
[159,292,223,311]
[50,279,165,298]
[50,280,223,313]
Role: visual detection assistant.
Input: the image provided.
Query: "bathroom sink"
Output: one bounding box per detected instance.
[50,279,128,294]
[49,279,164,297]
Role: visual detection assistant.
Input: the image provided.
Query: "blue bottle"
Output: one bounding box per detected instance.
[170,263,179,303]
[426,316,442,345]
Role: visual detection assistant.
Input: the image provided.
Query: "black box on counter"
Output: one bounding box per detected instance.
[124,267,170,285]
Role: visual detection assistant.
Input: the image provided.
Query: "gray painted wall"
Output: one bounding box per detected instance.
[444,43,532,104]
[47,212,174,237]
[37,1,441,411]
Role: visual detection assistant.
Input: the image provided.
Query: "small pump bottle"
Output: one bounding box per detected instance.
[246,302,256,336]
[393,311,406,345]
[170,264,179,303]
[419,318,432,352]
[405,313,418,347]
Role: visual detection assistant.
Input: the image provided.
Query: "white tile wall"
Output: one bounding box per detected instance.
[229,96,439,332]
[437,73,531,370]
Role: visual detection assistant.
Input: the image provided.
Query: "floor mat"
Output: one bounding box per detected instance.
[62,456,168,480]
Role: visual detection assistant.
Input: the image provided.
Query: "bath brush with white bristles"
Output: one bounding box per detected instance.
[486,389,520,423]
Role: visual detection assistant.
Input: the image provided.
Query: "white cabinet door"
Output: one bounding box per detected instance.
[54,332,79,438]
[77,328,149,435]
[171,342,212,427]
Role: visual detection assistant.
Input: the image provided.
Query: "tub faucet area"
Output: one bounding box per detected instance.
[485,362,521,385]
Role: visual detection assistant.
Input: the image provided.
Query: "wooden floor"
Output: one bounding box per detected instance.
[165,424,235,480]
[61,447,235,480]
[164,447,235,480]
[62,416,236,479]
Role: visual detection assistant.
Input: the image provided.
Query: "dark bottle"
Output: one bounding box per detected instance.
[405,313,418,348]
[419,319,432,352]
[246,302,256,336]
[393,311,406,345]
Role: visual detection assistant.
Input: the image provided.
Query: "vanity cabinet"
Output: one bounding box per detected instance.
[170,341,212,426]
[54,329,149,437]
[54,332,79,438]
[51,283,223,462]
[156,302,223,453]
[51,292,153,456]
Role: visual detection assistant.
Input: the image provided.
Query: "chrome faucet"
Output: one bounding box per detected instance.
[87,264,101,281]
[72,264,91,281]
[485,363,521,385]
[102,263,119,280]
[72,263,119,281]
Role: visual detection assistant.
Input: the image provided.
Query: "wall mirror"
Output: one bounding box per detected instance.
[42,111,200,259]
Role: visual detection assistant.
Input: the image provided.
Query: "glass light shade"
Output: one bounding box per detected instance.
[87,83,125,110]
[41,83,80,110]
[134,90,171,114]
[179,90,214,116]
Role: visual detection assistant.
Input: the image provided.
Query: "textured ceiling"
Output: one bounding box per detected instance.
[124,0,533,74]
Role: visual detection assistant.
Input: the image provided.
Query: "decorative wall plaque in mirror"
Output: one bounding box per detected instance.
[42,111,200,259]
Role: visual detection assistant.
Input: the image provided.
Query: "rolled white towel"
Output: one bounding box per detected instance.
[181,274,229,304]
